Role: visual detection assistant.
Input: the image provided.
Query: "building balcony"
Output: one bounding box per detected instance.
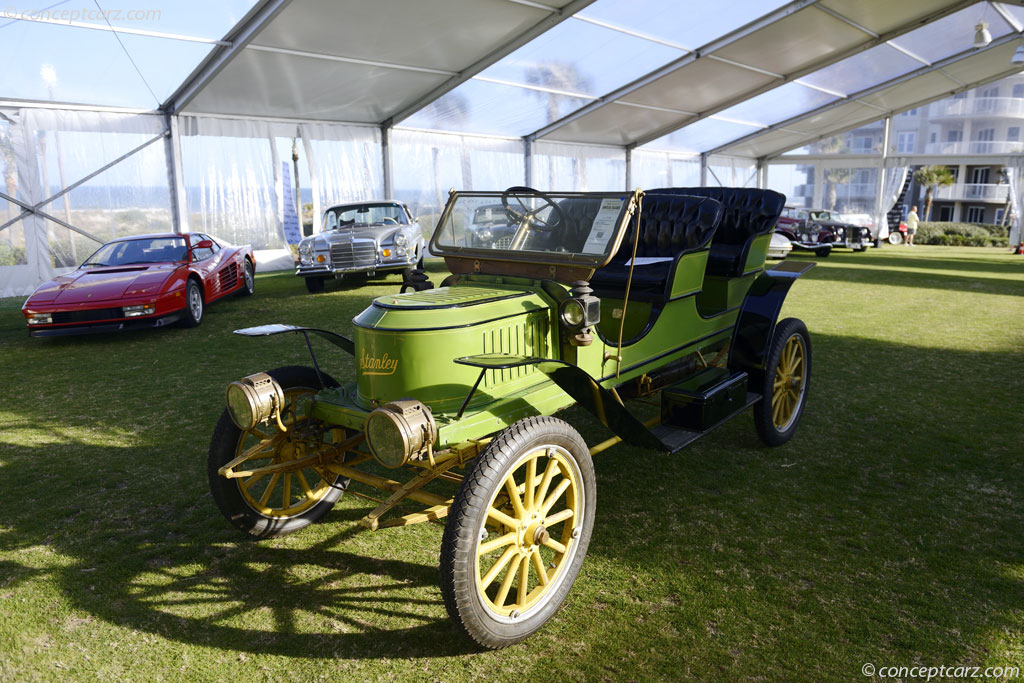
[923,140,1024,155]
[929,97,1024,118]
[932,183,1009,202]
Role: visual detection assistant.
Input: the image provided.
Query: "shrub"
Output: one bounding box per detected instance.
[915,222,1009,247]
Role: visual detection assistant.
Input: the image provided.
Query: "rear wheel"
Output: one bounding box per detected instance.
[754,318,811,447]
[440,416,595,649]
[304,276,326,294]
[208,366,346,539]
[240,259,255,296]
[888,232,904,245]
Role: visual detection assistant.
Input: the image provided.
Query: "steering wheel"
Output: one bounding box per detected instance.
[501,186,567,233]
[381,217,399,225]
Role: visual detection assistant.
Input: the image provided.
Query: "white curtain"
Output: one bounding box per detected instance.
[532,141,625,192]
[707,155,757,188]
[1007,162,1023,247]
[630,150,700,190]
[299,123,382,234]
[391,129,525,238]
[179,116,287,251]
[875,161,908,241]
[1,107,170,297]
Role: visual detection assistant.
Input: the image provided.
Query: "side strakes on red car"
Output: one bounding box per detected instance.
[22,233,255,337]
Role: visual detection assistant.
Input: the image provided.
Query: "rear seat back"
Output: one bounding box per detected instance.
[646,187,785,276]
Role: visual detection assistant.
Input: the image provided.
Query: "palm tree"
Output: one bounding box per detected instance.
[913,165,956,220]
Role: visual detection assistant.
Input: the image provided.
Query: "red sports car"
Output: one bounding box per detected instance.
[21,232,254,337]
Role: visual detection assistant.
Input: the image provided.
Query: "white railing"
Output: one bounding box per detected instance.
[933,183,1009,201]
[923,140,1024,155]
[929,97,1024,118]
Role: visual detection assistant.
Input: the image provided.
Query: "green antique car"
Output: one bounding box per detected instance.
[207,186,814,648]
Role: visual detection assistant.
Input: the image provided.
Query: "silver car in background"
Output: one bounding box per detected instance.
[296,201,425,293]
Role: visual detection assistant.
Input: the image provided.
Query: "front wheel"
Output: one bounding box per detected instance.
[440,416,595,649]
[207,365,345,539]
[753,318,811,447]
[179,279,204,327]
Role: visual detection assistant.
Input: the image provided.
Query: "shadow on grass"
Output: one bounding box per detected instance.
[0,437,472,660]
[570,332,1023,672]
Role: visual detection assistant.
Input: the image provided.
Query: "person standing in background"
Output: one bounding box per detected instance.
[906,206,919,246]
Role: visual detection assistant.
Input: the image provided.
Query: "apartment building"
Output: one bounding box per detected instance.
[793,74,1023,224]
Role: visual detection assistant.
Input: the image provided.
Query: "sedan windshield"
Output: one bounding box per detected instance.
[82,237,188,267]
[324,203,408,230]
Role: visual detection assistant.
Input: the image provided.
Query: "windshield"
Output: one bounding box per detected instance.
[431,189,637,268]
[81,237,187,267]
[810,211,836,221]
[324,203,408,230]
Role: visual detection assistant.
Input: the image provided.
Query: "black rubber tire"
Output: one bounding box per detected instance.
[440,416,596,649]
[179,279,204,327]
[304,276,326,294]
[208,365,344,539]
[754,318,811,447]
[240,258,255,296]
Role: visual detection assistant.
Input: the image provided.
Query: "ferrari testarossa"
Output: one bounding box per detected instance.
[21,232,254,336]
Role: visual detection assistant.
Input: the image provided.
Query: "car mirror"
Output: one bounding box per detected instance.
[194,240,213,249]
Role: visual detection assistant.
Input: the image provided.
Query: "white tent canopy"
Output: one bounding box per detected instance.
[2,0,1023,296]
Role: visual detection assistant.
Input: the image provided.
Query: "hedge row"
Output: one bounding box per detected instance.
[914,222,1009,247]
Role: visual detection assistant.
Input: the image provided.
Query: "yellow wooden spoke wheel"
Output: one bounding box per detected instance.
[440,416,595,649]
[754,318,811,447]
[208,366,346,539]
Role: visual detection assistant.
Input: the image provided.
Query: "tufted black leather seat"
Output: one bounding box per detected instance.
[589,193,722,299]
[646,187,785,277]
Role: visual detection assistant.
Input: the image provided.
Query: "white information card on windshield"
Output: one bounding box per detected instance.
[581,198,625,254]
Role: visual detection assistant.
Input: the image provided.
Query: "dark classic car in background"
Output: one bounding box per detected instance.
[466,203,517,249]
[296,201,425,293]
[776,207,871,253]
[21,232,254,336]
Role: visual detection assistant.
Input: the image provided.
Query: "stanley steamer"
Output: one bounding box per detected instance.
[208,186,814,648]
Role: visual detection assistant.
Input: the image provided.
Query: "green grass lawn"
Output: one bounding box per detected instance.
[1,246,1022,681]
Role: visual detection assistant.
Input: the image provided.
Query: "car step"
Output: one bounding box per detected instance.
[654,368,759,454]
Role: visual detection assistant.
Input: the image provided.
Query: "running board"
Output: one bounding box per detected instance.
[651,392,761,454]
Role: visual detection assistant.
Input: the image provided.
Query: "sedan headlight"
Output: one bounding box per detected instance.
[26,313,52,325]
[394,232,408,247]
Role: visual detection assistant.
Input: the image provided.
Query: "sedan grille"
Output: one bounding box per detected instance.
[492,236,513,250]
[330,238,376,269]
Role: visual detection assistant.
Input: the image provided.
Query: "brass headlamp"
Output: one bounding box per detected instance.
[365,399,437,468]
[225,372,287,432]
